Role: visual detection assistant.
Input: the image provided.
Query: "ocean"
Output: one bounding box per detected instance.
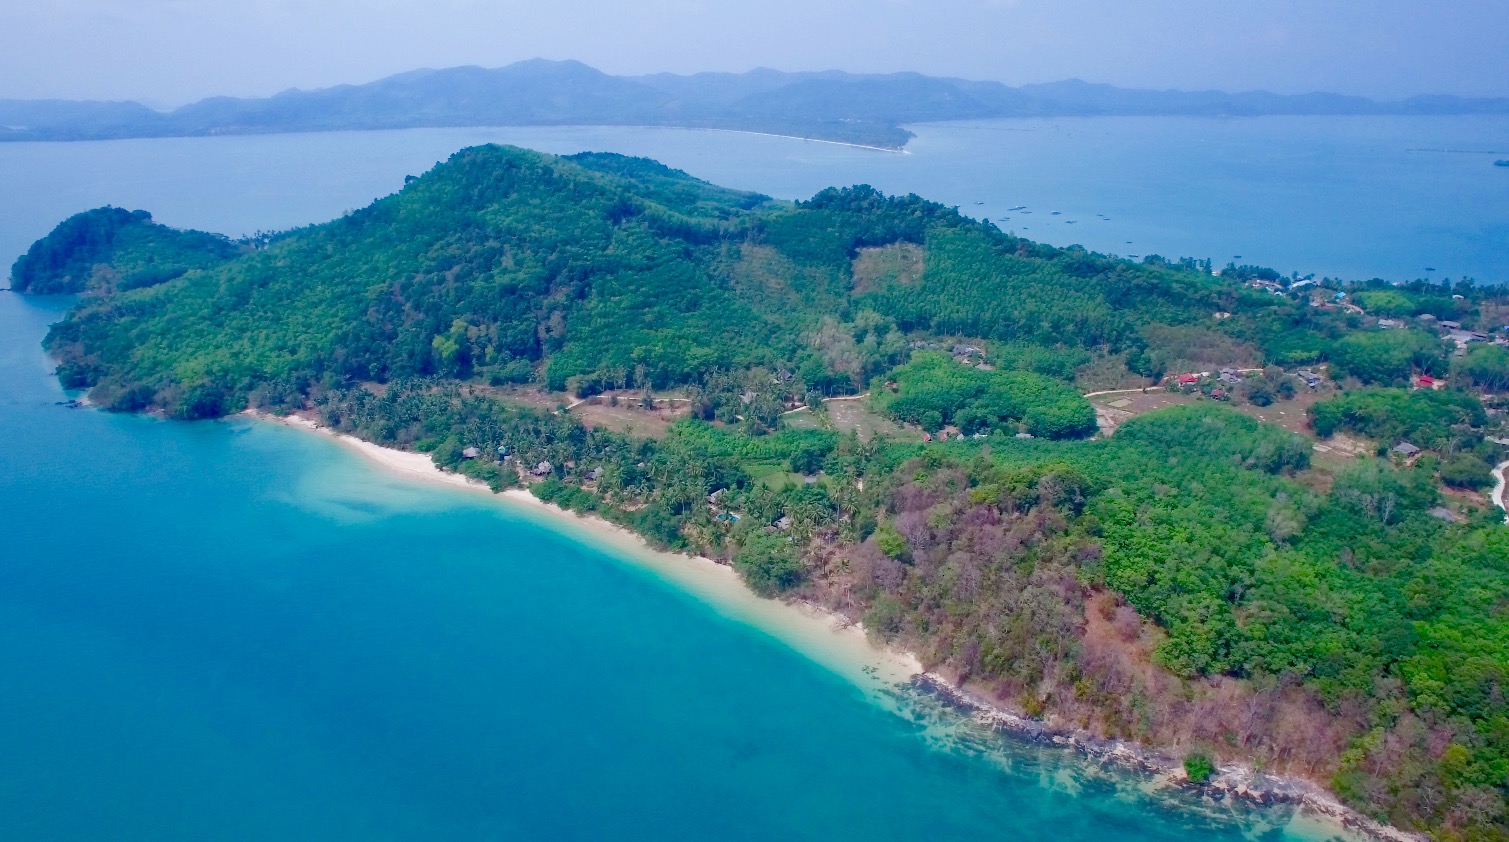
[5,116,1488,839]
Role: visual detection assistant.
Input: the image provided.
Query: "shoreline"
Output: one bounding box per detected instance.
[259,412,923,690]
[255,410,1415,842]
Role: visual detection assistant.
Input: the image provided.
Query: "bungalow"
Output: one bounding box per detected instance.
[1177,373,1200,387]
[461,447,480,460]
[1440,320,1463,330]
[1416,375,1445,390]
[1219,368,1241,385]
[531,461,553,476]
[1392,442,1421,458]
[1377,319,1399,329]
[1296,369,1323,390]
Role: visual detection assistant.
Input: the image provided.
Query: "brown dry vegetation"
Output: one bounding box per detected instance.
[850,242,924,295]
[798,463,1358,781]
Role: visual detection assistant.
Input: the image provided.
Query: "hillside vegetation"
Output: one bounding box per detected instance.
[9,207,241,294]
[18,144,1509,840]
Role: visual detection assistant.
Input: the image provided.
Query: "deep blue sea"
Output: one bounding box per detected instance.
[5,116,1495,839]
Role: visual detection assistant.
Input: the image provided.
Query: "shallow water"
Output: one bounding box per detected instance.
[0,121,1440,839]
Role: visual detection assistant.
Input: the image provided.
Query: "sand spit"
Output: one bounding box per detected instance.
[254,409,1415,842]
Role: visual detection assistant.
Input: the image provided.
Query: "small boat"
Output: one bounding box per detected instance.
[1425,267,1436,272]
[1051,211,1061,216]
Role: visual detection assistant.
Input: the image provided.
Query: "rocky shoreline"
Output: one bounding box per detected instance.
[908,673,1425,841]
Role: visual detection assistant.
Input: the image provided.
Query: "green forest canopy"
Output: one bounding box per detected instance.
[16,143,1509,840]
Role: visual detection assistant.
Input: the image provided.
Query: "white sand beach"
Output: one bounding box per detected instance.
[260,411,923,692]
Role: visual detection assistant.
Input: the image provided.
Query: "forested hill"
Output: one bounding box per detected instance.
[5,59,1509,148]
[34,143,1276,420]
[19,145,1509,840]
[9,207,243,295]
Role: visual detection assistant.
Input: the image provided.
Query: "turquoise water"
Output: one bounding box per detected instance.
[0,296,1342,840]
[0,121,1463,839]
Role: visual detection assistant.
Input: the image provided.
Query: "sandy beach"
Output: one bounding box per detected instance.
[262,412,923,691]
[257,410,1406,841]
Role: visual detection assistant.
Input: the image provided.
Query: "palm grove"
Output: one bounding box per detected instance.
[16,145,1509,840]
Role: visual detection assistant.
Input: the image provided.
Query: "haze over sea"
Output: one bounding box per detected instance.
[5,115,1498,840]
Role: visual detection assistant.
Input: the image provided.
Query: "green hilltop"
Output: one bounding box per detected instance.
[41,144,1288,418]
[17,144,1509,840]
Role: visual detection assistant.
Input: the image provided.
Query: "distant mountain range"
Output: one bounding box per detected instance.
[4,59,1506,149]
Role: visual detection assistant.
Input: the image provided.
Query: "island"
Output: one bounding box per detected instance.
[3,60,1509,149]
[16,145,1509,840]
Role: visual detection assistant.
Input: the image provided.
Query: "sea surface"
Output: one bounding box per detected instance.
[0,115,1504,284]
[2,117,1487,840]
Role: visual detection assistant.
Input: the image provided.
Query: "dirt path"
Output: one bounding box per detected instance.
[783,392,871,416]
[1493,460,1509,524]
[1083,386,1164,399]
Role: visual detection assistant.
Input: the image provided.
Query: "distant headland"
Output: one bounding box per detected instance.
[3,58,1508,150]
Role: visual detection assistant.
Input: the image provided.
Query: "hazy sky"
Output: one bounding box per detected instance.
[2,0,1506,106]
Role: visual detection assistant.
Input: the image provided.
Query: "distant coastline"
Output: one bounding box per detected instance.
[5,58,1507,150]
[254,409,1414,842]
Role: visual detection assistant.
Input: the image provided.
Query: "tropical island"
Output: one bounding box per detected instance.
[15,145,1509,840]
[3,59,1509,150]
